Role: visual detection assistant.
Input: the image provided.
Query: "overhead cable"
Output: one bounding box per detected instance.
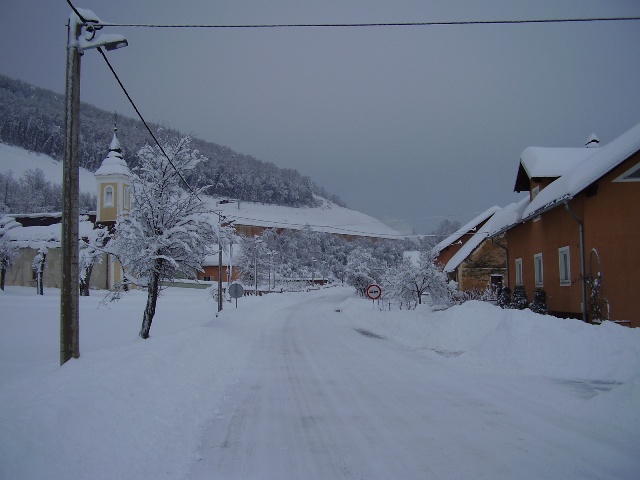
[100,16,640,29]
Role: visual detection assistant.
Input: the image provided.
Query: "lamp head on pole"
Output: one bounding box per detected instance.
[70,8,128,53]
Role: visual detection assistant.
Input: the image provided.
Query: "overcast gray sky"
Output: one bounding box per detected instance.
[1,1,639,233]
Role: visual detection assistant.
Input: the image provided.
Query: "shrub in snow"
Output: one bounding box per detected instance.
[529,288,549,315]
[511,285,529,310]
[586,273,608,324]
[497,286,511,309]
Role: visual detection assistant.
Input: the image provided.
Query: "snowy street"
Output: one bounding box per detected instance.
[188,289,636,479]
[1,286,639,480]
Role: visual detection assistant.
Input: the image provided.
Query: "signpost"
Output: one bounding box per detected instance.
[228,283,244,308]
[365,283,382,307]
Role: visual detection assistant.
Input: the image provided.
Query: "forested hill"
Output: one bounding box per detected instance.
[0,74,343,208]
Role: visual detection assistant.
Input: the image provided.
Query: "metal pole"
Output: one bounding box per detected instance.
[218,240,223,312]
[61,18,81,365]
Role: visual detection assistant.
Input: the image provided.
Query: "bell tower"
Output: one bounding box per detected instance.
[95,123,131,226]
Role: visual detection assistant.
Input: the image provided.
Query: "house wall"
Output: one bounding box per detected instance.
[6,248,109,291]
[196,264,240,283]
[582,153,640,325]
[455,241,506,292]
[507,152,640,326]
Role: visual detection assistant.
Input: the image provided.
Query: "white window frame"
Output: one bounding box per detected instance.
[123,185,130,210]
[558,246,571,286]
[532,185,540,199]
[534,253,544,287]
[104,185,114,208]
[515,258,523,286]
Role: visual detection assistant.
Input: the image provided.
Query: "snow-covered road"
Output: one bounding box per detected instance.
[188,289,635,480]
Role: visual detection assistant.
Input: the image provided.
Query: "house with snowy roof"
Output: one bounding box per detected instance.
[432,205,506,293]
[495,123,640,327]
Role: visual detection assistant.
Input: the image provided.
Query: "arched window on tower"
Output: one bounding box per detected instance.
[104,185,114,208]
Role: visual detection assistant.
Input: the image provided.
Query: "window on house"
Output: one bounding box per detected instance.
[532,185,540,199]
[558,247,571,286]
[104,186,114,208]
[515,258,523,286]
[534,253,544,287]
[123,186,130,210]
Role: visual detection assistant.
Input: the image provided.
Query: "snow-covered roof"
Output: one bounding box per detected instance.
[202,243,243,267]
[522,122,640,220]
[212,196,404,239]
[433,206,502,255]
[520,146,596,179]
[94,130,130,177]
[444,197,529,273]
[0,215,21,235]
[4,220,96,249]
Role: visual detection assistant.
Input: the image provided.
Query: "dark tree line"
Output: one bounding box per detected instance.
[0,74,344,209]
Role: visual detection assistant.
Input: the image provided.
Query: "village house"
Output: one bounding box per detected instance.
[432,206,506,294]
[495,123,640,327]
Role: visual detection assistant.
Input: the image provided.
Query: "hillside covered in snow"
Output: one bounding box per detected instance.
[0,142,402,238]
[0,74,341,208]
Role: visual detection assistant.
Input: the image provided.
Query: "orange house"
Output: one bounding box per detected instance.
[433,206,503,291]
[498,124,640,327]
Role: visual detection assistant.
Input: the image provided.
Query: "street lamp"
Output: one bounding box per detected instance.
[61,8,127,366]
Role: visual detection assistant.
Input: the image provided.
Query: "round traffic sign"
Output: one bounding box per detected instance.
[366,283,382,300]
[228,283,244,299]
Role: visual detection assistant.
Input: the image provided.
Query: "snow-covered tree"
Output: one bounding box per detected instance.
[0,215,19,290]
[383,257,418,308]
[0,236,17,291]
[511,285,529,310]
[111,136,218,339]
[79,227,110,296]
[345,247,377,296]
[529,288,549,315]
[32,246,48,295]
[497,286,511,309]
[382,248,452,309]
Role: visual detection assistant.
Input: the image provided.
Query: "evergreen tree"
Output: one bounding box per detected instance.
[511,285,529,310]
[497,286,511,309]
[529,288,549,314]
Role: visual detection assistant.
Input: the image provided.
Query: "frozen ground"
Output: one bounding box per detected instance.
[1,285,639,479]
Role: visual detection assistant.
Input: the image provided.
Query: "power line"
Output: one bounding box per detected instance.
[66,0,200,197]
[100,16,640,29]
[96,47,199,197]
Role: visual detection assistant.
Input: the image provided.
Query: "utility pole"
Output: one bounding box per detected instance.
[218,238,223,312]
[60,9,127,365]
[60,17,82,366]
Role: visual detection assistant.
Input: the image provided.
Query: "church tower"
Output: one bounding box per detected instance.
[95,125,131,225]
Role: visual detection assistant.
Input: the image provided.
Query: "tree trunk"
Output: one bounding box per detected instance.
[140,259,163,339]
[80,263,93,296]
[0,266,5,291]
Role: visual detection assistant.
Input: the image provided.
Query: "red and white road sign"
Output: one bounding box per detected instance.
[366,283,382,300]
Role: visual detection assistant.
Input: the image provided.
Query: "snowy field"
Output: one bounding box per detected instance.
[1,285,639,479]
